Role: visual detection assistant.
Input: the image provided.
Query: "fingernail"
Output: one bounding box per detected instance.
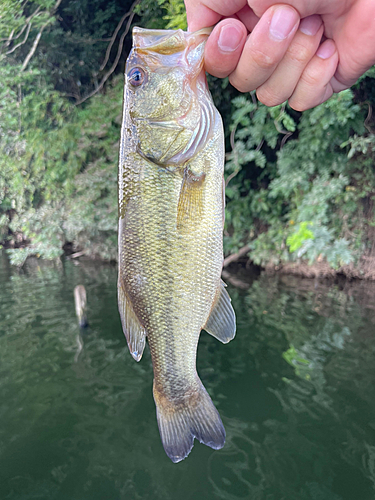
[269,6,299,41]
[299,15,322,36]
[218,24,243,52]
[317,40,336,59]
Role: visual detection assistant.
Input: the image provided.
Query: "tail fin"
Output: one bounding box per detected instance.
[153,378,225,463]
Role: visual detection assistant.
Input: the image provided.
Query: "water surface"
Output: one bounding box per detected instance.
[1,253,375,500]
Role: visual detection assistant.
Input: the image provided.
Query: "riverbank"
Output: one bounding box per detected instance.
[263,254,375,281]
[4,243,375,282]
[222,243,375,281]
[3,219,375,282]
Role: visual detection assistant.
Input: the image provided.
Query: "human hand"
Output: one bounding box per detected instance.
[186,0,375,111]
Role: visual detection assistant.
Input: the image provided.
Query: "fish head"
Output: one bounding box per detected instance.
[124,27,215,165]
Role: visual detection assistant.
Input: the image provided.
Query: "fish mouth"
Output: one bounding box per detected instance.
[132,27,213,55]
[133,27,213,37]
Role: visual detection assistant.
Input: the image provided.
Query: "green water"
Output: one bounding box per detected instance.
[1,253,375,500]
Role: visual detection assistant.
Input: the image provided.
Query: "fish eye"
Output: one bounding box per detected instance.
[128,67,146,87]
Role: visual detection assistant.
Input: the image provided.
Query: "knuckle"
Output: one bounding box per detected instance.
[251,48,276,71]
[256,87,285,107]
[286,42,312,66]
[288,97,308,112]
[299,68,321,88]
[229,74,252,93]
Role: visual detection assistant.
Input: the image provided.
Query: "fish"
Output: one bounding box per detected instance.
[118,27,236,463]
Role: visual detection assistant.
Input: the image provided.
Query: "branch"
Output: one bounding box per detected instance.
[19,0,62,72]
[364,102,375,135]
[223,244,251,268]
[2,28,15,44]
[75,0,140,105]
[225,168,240,188]
[6,22,32,55]
[20,23,46,71]
[274,105,294,149]
[2,6,41,46]
[280,132,293,149]
[51,0,63,13]
[99,11,131,71]
[225,124,240,187]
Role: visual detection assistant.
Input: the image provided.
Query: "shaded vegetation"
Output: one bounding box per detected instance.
[1,0,375,271]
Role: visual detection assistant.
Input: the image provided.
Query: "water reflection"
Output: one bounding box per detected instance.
[1,254,375,499]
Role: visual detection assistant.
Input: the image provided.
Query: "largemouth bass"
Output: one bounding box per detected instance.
[118,27,236,463]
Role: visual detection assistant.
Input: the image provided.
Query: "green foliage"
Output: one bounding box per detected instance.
[5,77,122,264]
[295,226,354,268]
[0,0,132,264]
[135,0,187,30]
[1,0,375,272]
[224,85,373,269]
[286,222,314,252]
[159,0,187,29]
[285,222,353,269]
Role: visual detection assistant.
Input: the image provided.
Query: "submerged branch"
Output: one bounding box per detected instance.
[69,250,87,259]
[221,269,250,289]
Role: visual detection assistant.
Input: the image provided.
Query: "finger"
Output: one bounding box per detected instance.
[333,0,375,88]
[229,5,300,93]
[185,0,247,31]
[248,0,347,18]
[256,15,324,107]
[330,75,350,94]
[236,5,259,32]
[204,19,248,78]
[288,39,339,111]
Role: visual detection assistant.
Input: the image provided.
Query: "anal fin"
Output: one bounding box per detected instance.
[118,279,146,361]
[204,280,236,344]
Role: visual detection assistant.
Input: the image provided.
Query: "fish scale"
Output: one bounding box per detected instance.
[118,27,236,462]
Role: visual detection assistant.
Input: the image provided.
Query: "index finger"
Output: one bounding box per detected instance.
[185,0,247,31]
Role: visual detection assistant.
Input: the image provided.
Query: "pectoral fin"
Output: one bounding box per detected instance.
[118,280,146,361]
[177,167,206,230]
[204,280,236,344]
